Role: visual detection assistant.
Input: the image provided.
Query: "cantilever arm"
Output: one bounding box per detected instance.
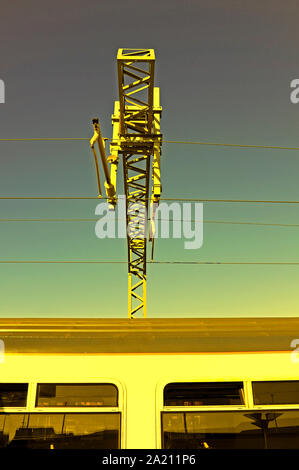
[90,118,117,208]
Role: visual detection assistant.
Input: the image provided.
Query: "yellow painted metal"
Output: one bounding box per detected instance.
[91,146,102,198]
[149,87,162,260]
[109,101,121,200]
[152,87,162,204]
[90,118,117,208]
[115,48,162,318]
[2,350,299,448]
[3,319,299,447]
[90,48,162,318]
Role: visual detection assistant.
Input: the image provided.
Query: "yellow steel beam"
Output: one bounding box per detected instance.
[90,118,118,208]
[115,48,161,318]
[149,87,162,259]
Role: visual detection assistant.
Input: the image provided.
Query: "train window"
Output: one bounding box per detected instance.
[252,381,299,405]
[162,410,299,449]
[0,384,28,407]
[0,413,120,449]
[164,382,245,406]
[36,384,118,407]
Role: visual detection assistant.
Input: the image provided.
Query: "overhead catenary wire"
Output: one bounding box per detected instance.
[1,260,299,265]
[162,198,299,204]
[1,136,299,151]
[163,140,299,151]
[1,197,299,204]
[0,197,99,200]
[0,218,298,228]
[152,261,299,265]
[1,139,299,265]
[0,138,90,142]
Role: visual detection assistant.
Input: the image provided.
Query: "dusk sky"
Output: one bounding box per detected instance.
[0,0,299,317]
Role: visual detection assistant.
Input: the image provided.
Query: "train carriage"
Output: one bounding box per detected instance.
[1,318,299,449]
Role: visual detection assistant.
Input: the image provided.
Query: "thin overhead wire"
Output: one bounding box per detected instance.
[1,197,299,204]
[0,218,298,228]
[0,197,99,200]
[163,140,299,151]
[161,198,299,204]
[151,261,299,265]
[1,136,299,151]
[0,138,89,142]
[1,260,299,265]
[0,261,126,264]
[192,220,299,228]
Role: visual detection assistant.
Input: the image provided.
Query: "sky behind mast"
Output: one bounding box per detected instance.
[0,0,299,317]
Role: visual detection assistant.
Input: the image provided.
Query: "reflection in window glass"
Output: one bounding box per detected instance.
[0,384,28,407]
[253,381,299,405]
[36,384,118,407]
[0,413,120,449]
[164,382,244,406]
[162,411,299,449]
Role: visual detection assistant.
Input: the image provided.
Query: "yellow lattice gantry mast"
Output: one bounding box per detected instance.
[90,48,162,318]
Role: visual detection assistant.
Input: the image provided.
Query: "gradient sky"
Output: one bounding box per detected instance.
[0,0,299,318]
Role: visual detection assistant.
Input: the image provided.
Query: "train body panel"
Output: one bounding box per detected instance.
[1,318,299,449]
[1,351,298,448]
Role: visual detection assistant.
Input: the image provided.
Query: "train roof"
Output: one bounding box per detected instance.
[0,317,298,354]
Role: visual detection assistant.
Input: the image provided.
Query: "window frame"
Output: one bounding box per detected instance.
[156,379,249,449]
[0,379,125,449]
[250,380,299,410]
[157,378,299,449]
[0,382,30,411]
[163,381,246,408]
[35,382,119,408]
